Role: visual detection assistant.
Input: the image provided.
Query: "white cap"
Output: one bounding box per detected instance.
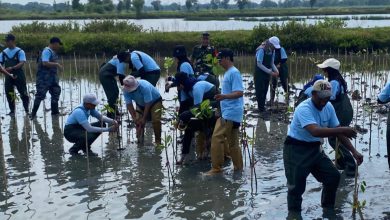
[269,36,281,49]
[312,80,332,99]
[83,93,100,105]
[317,58,340,70]
[123,75,139,92]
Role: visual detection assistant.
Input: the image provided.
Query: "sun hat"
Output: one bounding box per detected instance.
[123,75,139,92]
[317,58,340,70]
[269,36,281,49]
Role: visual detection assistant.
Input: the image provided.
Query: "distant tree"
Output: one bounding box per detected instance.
[88,0,102,4]
[185,0,197,11]
[260,0,277,7]
[151,0,161,11]
[124,0,131,11]
[210,0,220,9]
[169,2,181,10]
[310,0,316,8]
[117,0,123,12]
[102,0,114,11]
[72,0,82,10]
[53,0,57,11]
[221,0,229,9]
[132,0,144,17]
[235,0,249,10]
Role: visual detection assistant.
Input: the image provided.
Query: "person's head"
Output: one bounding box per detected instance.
[49,37,63,51]
[317,58,340,78]
[311,80,332,111]
[268,36,281,50]
[173,45,187,62]
[83,93,100,110]
[117,50,131,63]
[5,34,16,48]
[123,75,139,93]
[303,74,324,90]
[217,48,234,70]
[201,32,210,47]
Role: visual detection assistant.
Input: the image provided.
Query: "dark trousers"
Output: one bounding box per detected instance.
[387,112,390,168]
[5,72,29,112]
[283,140,341,211]
[99,74,119,118]
[64,122,105,153]
[132,69,161,87]
[32,70,61,115]
[254,72,270,111]
[271,63,289,93]
[328,137,356,175]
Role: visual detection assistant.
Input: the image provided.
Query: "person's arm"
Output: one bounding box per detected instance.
[336,134,363,165]
[7,50,26,71]
[215,91,243,101]
[0,64,16,78]
[80,121,111,133]
[127,103,137,120]
[280,47,288,64]
[140,102,152,126]
[131,53,145,74]
[42,49,62,69]
[305,124,357,138]
[271,52,279,74]
[378,82,390,104]
[330,80,340,101]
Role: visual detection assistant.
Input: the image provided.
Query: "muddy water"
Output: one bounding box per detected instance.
[0,55,390,219]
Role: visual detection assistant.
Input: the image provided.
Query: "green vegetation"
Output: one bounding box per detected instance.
[5,20,390,56]
[1,6,390,20]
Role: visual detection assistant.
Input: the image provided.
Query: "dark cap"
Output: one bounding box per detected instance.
[202,32,210,37]
[217,48,234,61]
[117,50,130,63]
[173,45,187,58]
[5,34,15,42]
[50,37,63,45]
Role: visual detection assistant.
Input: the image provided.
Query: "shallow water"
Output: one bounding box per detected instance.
[0,55,390,219]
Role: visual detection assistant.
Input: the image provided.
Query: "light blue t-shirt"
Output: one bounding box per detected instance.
[0,47,26,63]
[305,80,343,101]
[280,47,288,59]
[183,81,214,105]
[288,98,340,142]
[221,66,244,123]
[108,57,126,75]
[123,79,161,107]
[131,51,160,72]
[378,82,390,103]
[41,47,57,62]
[256,48,276,74]
[66,105,102,125]
[179,62,194,75]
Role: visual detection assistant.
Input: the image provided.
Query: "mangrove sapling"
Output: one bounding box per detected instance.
[157,132,176,189]
[116,97,125,151]
[353,179,367,220]
[101,103,115,152]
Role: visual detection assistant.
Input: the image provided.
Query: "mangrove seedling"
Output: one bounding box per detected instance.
[157,132,176,188]
[190,99,213,120]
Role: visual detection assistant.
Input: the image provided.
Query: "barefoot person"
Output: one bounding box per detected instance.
[64,94,119,156]
[283,80,363,212]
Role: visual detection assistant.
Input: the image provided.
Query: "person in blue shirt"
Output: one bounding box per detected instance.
[30,37,63,119]
[206,49,244,175]
[0,34,29,116]
[254,40,279,112]
[129,50,161,87]
[284,80,363,212]
[122,75,163,145]
[378,82,390,168]
[316,58,355,176]
[64,94,119,156]
[269,36,289,105]
[99,51,130,119]
[294,74,324,107]
[174,72,218,164]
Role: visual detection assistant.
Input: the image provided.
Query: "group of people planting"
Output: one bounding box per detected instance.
[1,32,389,212]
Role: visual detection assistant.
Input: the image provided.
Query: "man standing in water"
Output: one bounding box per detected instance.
[192,32,217,75]
[0,34,30,116]
[206,49,244,175]
[283,80,363,212]
[378,82,390,168]
[64,94,119,156]
[30,37,63,119]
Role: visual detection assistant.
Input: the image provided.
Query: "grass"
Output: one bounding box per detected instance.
[1,6,390,20]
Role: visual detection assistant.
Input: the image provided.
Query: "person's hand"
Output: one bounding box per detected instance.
[341,127,357,139]
[352,151,364,166]
[5,67,13,72]
[112,120,119,128]
[10,74,17,80]
[276,64,281,68]
[165,81,173,92]
[271,71,279,77]
[215,94,225,101]
[139,118,146,127]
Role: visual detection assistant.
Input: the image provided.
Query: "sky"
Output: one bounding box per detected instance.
[1,0,222,6]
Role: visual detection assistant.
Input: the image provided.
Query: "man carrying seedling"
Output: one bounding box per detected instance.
[206,49,244,175]
[283,80,363,212]
[30,37,63,119]
[0,34,29,116]
[65,94,119,156]
[99,51,131,119]
[129,50,161,87]
[191,32,217,76]
[378,82,390,168]
[122,75,163,146]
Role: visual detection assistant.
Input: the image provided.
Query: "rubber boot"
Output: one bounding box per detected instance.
[270,86,276,106]
[51,102,60,115]
[30,99,41,119]
[23,98,30,115]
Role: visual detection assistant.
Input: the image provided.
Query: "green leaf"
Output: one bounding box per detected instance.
[166,135,172,145]
[361,200,366,208]
[360,184,365,193]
